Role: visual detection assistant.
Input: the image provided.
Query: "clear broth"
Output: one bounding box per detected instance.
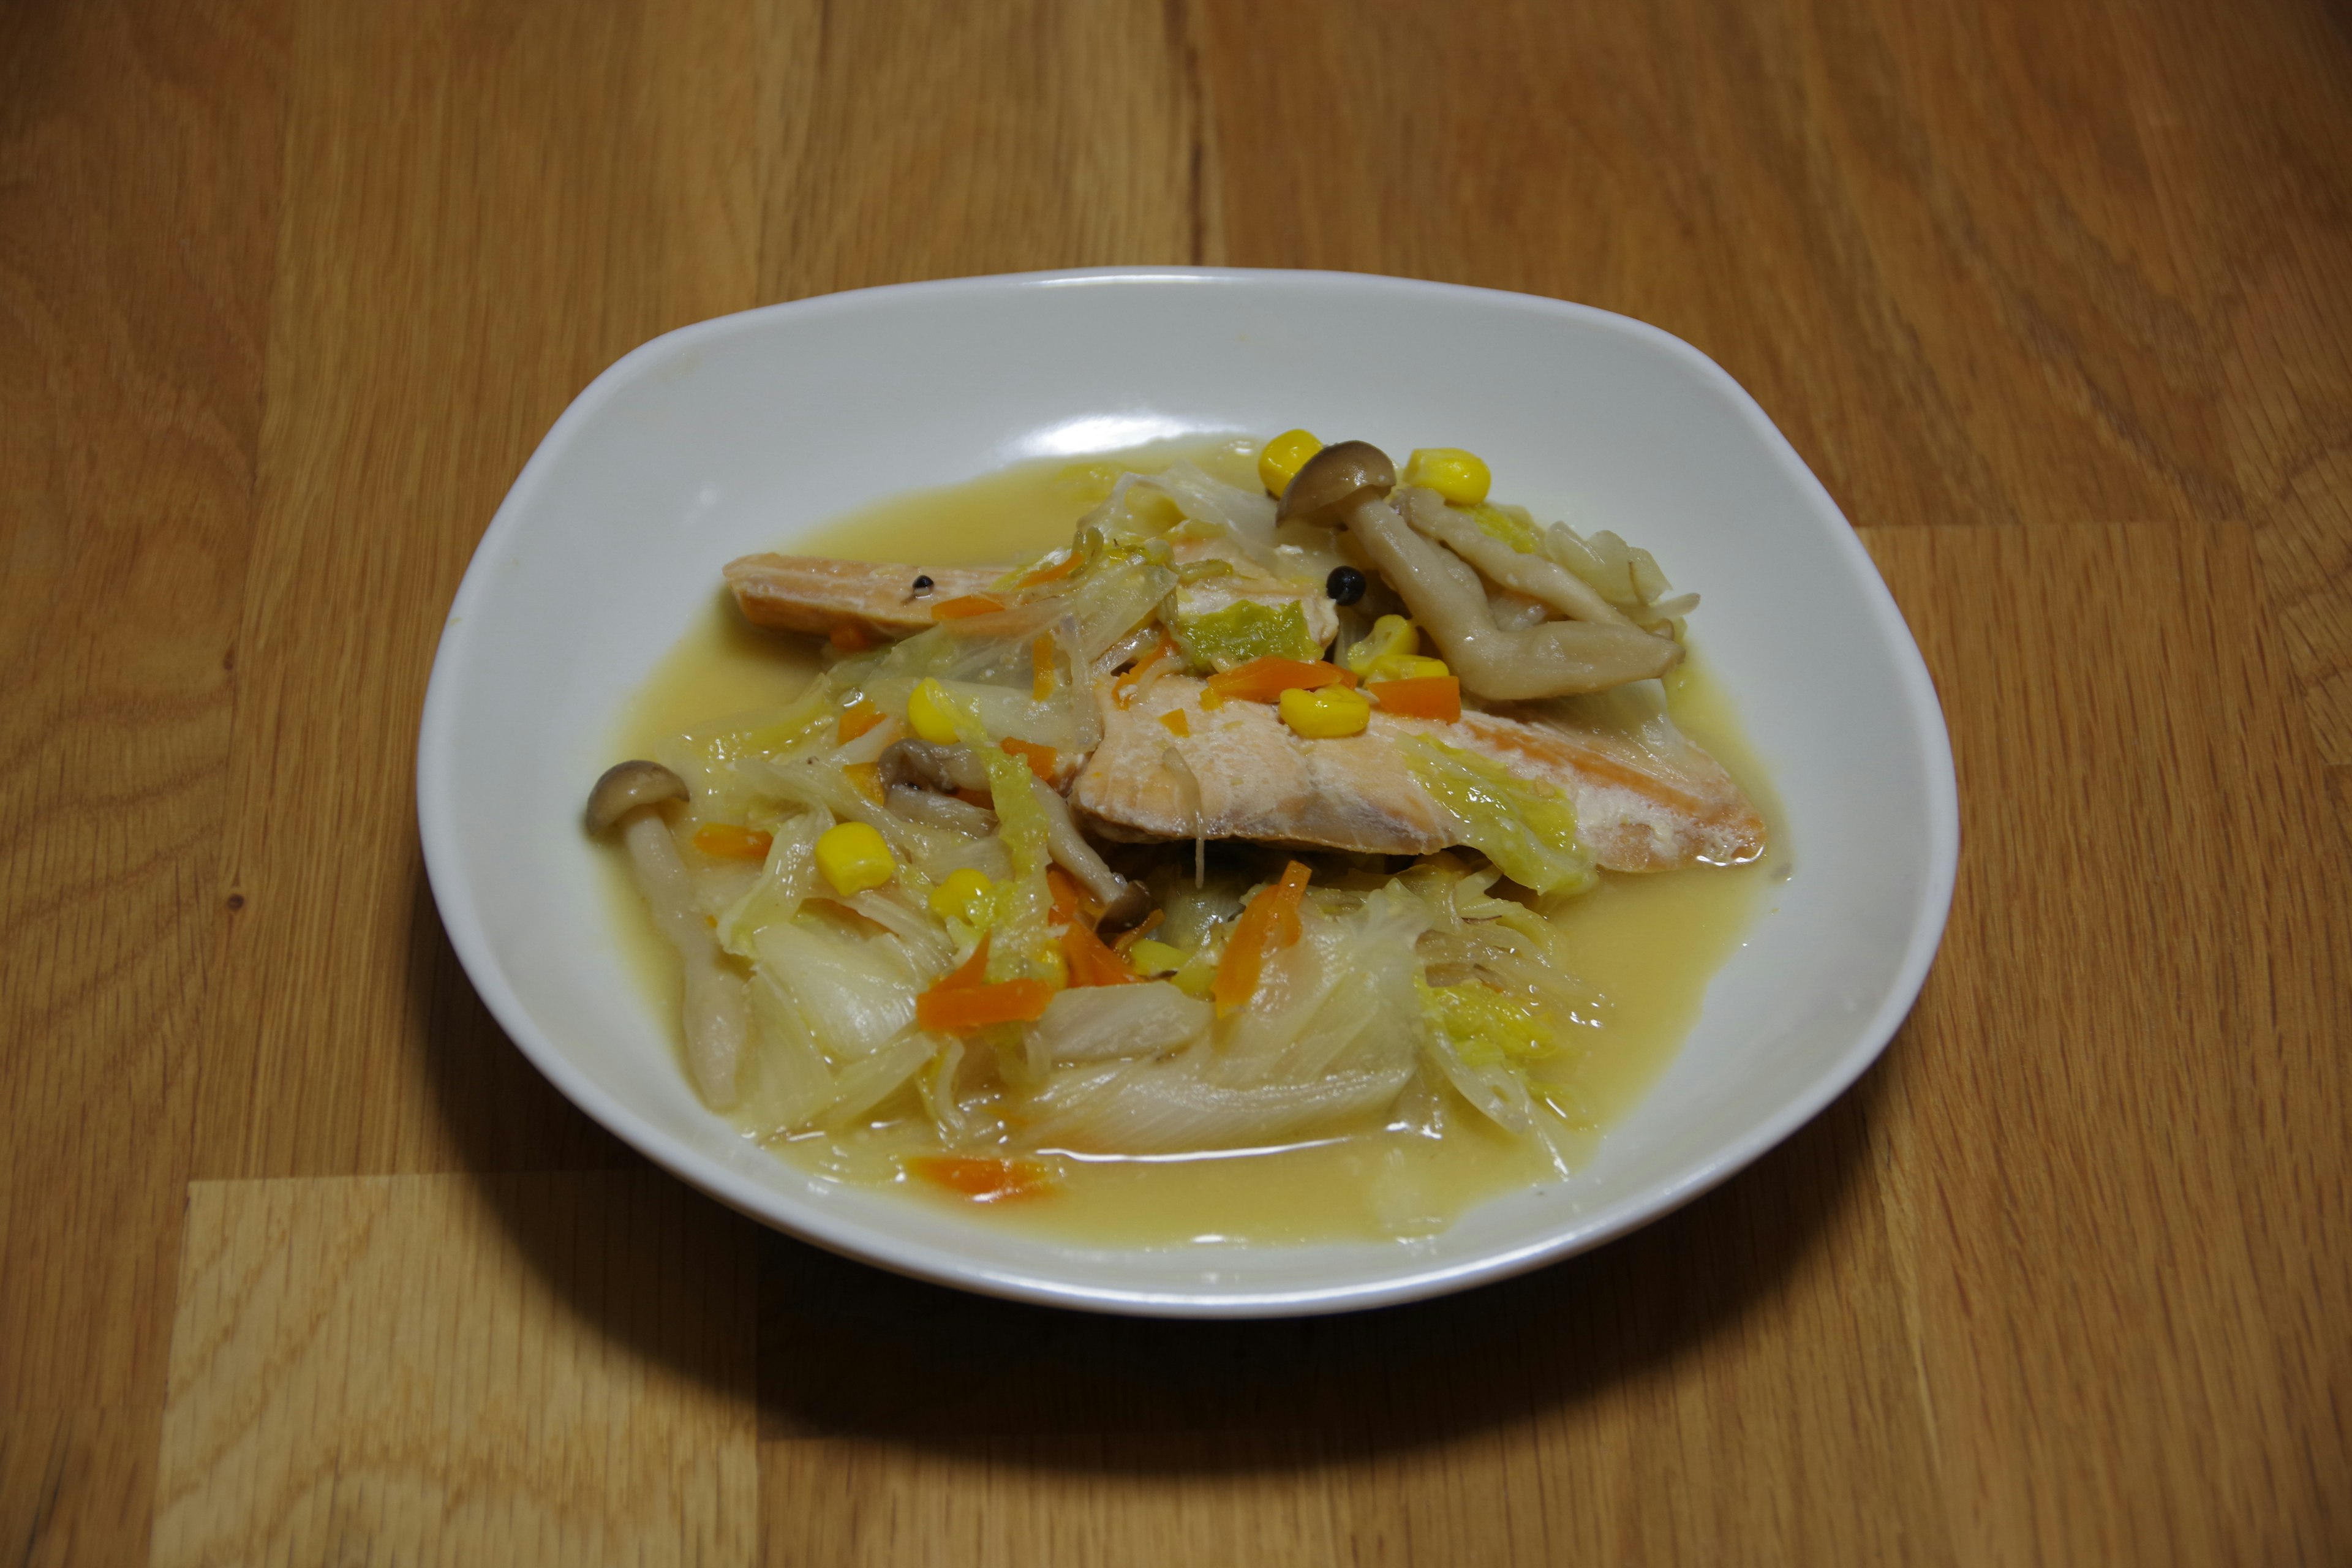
[608,442,1783,1246]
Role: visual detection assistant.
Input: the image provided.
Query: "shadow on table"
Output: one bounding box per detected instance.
[412,861,1891,1466]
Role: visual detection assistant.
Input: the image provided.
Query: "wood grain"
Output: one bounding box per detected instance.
[1863,520,2352,1564]
[193,0,762,1180]
[151,1172,758,1565]
[1200,0,2236,533]
[2116,0,2352,764]
[0,2,288,1560]
[1,0,2348,1560]
[760,0,1215,301]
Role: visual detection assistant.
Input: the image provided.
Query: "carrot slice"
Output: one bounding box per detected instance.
[692,823,773,861]
[1061,919,1140,987]
[1112,635,1178,709]
[837,699,886,744]
[1210,861,1312,1016]
[1031,633,1057,699]
[1205,658,1352,704]
[1159,709,1190,737]
[952,786,993,809]
[828,622,873,652]
[1046,867,1084,926]
[1000,737,1057,780]
[917,977,1057,1031]
[934,934,992,991]
[1017,549,1083,587]
[1366,675,1462,722]
[907,1155,1056,1203]
[930,594,1006,621]
[917,934,1057,1030]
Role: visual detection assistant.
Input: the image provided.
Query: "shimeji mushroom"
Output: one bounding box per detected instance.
[1278,442,1680,698]
[586,760,745,1109]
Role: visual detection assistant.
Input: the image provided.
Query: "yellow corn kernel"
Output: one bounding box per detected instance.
[1126,938,1189,977]
[1403,447,1492,507]
[927,867,995,927]
[906,677,960,745]
[1030,943,1069,989]
[1159,709,1191,737]
[1367,653,1451,684]
[1257,429,1324,497]
[1280,684,1372,739]
[815,821,896,896]
[1343,614,1420,675]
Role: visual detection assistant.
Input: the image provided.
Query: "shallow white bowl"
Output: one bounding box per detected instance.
[418,268,1957,1317]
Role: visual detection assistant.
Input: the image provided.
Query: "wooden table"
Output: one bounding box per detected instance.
[6,0,2347,1561]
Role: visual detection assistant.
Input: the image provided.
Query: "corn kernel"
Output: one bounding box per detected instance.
[1257,429,1324,497]
[1367,652,1451,684]
[906,677,960,745]
[1280,684,1373,739]
[1343,614,1420,675]
[928,867,995,927]
[1127,938,1189,977]
[1030,943,1069,989]
[815,821,896,895]
[1403,447,1492,507]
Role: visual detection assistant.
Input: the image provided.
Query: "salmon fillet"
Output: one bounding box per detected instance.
[725,541,1338,650]
[1071,676,1764,873]
[724,556,1005,639]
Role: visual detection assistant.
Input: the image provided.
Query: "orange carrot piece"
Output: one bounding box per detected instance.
[1061,919,1140,986]
[1210,861,1312,1016]
[935,935,992,990]
[916,977,1057,1031]
[829,622,873,652]
[1031,633,1057,700]
[952,786,994,810]
[1000,737,1057,780]
[1159,709,1191,737]
[1017,549,1083,587]
[692,823,773,861]
[930,594,1005,621]
[1204,658,1351,705]
[1366,675,1462,722]
[1112,634,1178,709]
[907,1155,1056,1203]
[843,761,886,805]
[837,699,886,744]
[1046,867,1084,926]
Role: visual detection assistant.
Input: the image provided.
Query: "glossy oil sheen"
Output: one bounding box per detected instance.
[608,443,1779,1246]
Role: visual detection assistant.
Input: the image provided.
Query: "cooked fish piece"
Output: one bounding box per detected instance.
[725,541,1339,650]
[1072,675,1765,873]
[725,556,1005,640]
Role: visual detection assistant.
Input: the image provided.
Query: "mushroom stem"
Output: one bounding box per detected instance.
[1398,488,1637,628]
[619,810,748,1110]
[1030,777,1148,925]
[1340,494,1681,698]
[589,761,746,1111]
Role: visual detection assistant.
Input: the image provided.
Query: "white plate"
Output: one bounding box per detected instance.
[418,268,1958,1317]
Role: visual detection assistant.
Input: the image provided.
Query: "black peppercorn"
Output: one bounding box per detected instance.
[1325,565,1366,606]
[911,575,934,595]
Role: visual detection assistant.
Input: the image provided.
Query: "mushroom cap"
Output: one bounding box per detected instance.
[586,759,688,834]
[1277,440,1396,524]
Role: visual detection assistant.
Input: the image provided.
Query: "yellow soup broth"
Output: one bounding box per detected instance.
[607,441,1782,1245]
